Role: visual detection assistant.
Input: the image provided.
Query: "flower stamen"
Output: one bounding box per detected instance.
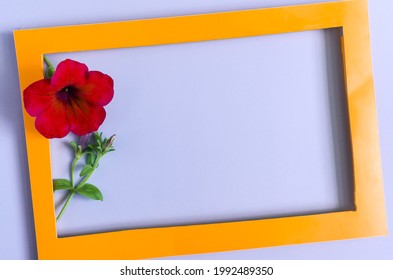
[56,85,78,104]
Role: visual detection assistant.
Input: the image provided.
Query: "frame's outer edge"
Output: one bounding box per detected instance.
[14,0,387,260]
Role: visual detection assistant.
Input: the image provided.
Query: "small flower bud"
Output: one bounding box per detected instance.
[75,145,83,160]
[103,134,116,151]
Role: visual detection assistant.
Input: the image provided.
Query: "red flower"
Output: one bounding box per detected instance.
[23,59,114,139]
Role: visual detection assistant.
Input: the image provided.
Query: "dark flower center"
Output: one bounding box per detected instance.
[56,86,79,104]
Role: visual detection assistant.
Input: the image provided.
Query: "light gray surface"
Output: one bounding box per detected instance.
[50,28,352,237]
[1,0,392,259]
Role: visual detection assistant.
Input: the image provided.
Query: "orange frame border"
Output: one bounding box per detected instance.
[14,0,386,259]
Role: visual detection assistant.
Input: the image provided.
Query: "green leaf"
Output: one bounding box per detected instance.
[76,183,103,201]
[86,152,96,166]
[53,179,72,191]
[80,164,94,177]
[87,144,96,150]
[93,132,101,144]
[70,141,77,153]
[103,149,115,156]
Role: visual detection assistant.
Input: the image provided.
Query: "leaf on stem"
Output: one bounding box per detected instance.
[93,132,101,144]
[76,183,103,201]
[86,152,97,166]
[53,179,73,191]
[80,164,94,177]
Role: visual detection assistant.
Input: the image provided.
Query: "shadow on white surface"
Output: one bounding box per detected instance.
[0,31,37,259]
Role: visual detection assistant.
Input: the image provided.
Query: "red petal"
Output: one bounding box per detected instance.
[35,104,71,138]
[82,71,114,106]
[23,79,57,116]
[51,59,88,89]
[67,100,106,135]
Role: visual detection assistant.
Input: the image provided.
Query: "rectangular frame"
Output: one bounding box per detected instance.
[14,0,386,259]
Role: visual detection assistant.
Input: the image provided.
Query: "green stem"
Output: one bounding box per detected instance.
[71,158,77,187]
[56,153,101,221]
[43,55,54,69]
[56,157,79,222]
[56,191,75,222]
[75,153,101,190]
[43,55,55,78]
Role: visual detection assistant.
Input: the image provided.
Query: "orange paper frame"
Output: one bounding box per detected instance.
[14,0,386,259]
